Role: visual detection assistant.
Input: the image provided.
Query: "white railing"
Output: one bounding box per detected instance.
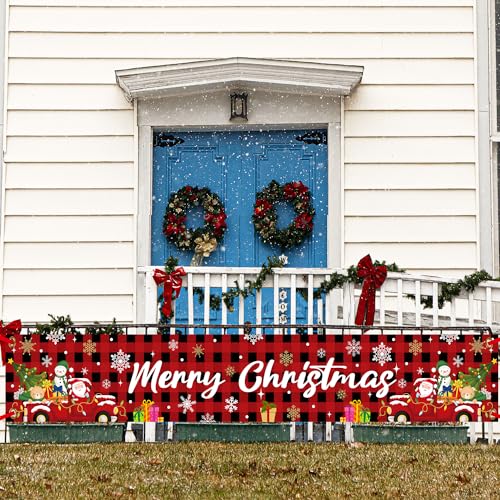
[139,266,500,331]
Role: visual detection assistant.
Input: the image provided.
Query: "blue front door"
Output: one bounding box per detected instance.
[152,130,328,323]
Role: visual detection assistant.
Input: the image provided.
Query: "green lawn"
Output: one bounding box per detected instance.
[0,443,499,499]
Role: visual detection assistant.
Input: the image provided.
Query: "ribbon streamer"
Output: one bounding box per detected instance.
[355,255,387,327]
[0,319,22,366]
[153,268,186,318]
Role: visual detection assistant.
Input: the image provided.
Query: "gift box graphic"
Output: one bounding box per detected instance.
[133,407,144,422]
[344,406,355,422]
[260,401,277,423]
[149,404,160,422]
[359,407,371,423]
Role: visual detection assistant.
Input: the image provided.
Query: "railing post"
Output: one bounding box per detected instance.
[0,364,6,443]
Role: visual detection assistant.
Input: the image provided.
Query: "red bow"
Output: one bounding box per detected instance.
[153,268,186,319]
[0,319,22,365]
[355,255,387,327]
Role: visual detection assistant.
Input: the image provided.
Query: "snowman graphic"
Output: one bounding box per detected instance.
[435,360,452,398]
[52,360,69,397]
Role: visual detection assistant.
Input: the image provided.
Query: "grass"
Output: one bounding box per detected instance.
[0,442,499,499]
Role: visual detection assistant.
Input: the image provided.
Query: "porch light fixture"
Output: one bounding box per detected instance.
[230,92,248,122]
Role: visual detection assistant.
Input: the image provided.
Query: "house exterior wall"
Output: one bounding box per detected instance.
[0,0,481,322]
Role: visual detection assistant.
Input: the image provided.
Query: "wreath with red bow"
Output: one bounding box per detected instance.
[163,185,227,252]
[252,180,315,249]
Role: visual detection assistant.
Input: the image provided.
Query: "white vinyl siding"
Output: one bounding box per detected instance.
[2,0,478,321]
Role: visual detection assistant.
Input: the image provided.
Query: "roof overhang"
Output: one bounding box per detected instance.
[115,57,364,101]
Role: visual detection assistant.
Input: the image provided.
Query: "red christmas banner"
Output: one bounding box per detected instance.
[4,328,498,424]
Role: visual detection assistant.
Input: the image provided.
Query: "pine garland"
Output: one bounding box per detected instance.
[298,261,405,300]
[31,314,122,336]
[410,270,497,309]
[192,256,287,312]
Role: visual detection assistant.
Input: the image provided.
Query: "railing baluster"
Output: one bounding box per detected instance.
[290,274,297,335]
[187,273,194,335]
[432,282,439,327]
[450,298,456,326]
[317,298,324,325]
[256,287,262,338]
[468,292,474,327]
[349,282,355,326]
[239,273,245,334]
[343,282,350,326]
[486,286,492,326]
[379,283,385,326]
[145,270,157,324]
[204,273,210,333]
[221,273,228,329]
[308,274,314,334]
[415,280,421,327]
[397,279,403,325]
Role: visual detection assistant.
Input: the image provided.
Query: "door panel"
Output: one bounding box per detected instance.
[152,130,328,325]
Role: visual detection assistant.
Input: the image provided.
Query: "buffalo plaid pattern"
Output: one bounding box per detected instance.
[5,327,498,423]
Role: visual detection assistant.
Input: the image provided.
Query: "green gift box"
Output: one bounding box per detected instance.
[133,408,144,422]
[359,408,371,423]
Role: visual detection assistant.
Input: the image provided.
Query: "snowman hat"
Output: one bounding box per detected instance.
[436,360,449,370]
[56,360,69,370]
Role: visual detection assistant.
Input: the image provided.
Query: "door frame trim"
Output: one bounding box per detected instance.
[136,92,342,323]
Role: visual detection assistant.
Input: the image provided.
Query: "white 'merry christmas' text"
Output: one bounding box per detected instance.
[127,361,225,399]
[238,358,397,398]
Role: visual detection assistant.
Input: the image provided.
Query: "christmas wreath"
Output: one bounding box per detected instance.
[252,180,314,249]
[163,186,227,263]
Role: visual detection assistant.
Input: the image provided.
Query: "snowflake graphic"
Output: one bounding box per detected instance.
[440,331,460,345]
[398,379,407,389]
[192,344,205,358]
[279,302,288,313]
[279,351,293,367]
[279,290,288,301]
[102,379,111,389]
[408,340,422,356]
[225,365,236,377]
[224,396,238,413]
[178,394,196,414]
[417,367,424,376]
[469,337,485,355]
[168,339,178,351]
[287,404,301,421]
[279,314,288,324]
[336,389,346,401]
[41,354,53,368]
[20,338,36,355]
[46,330,65,345]
[317,348,326,359]
[372,342,392,366]
[83,339,96,356]
[452,355,464,368]
[244,330,264,345]
[110,349,131,374]
[346,339,362,357]
[81,367,88,376]
[200,413,216,424]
